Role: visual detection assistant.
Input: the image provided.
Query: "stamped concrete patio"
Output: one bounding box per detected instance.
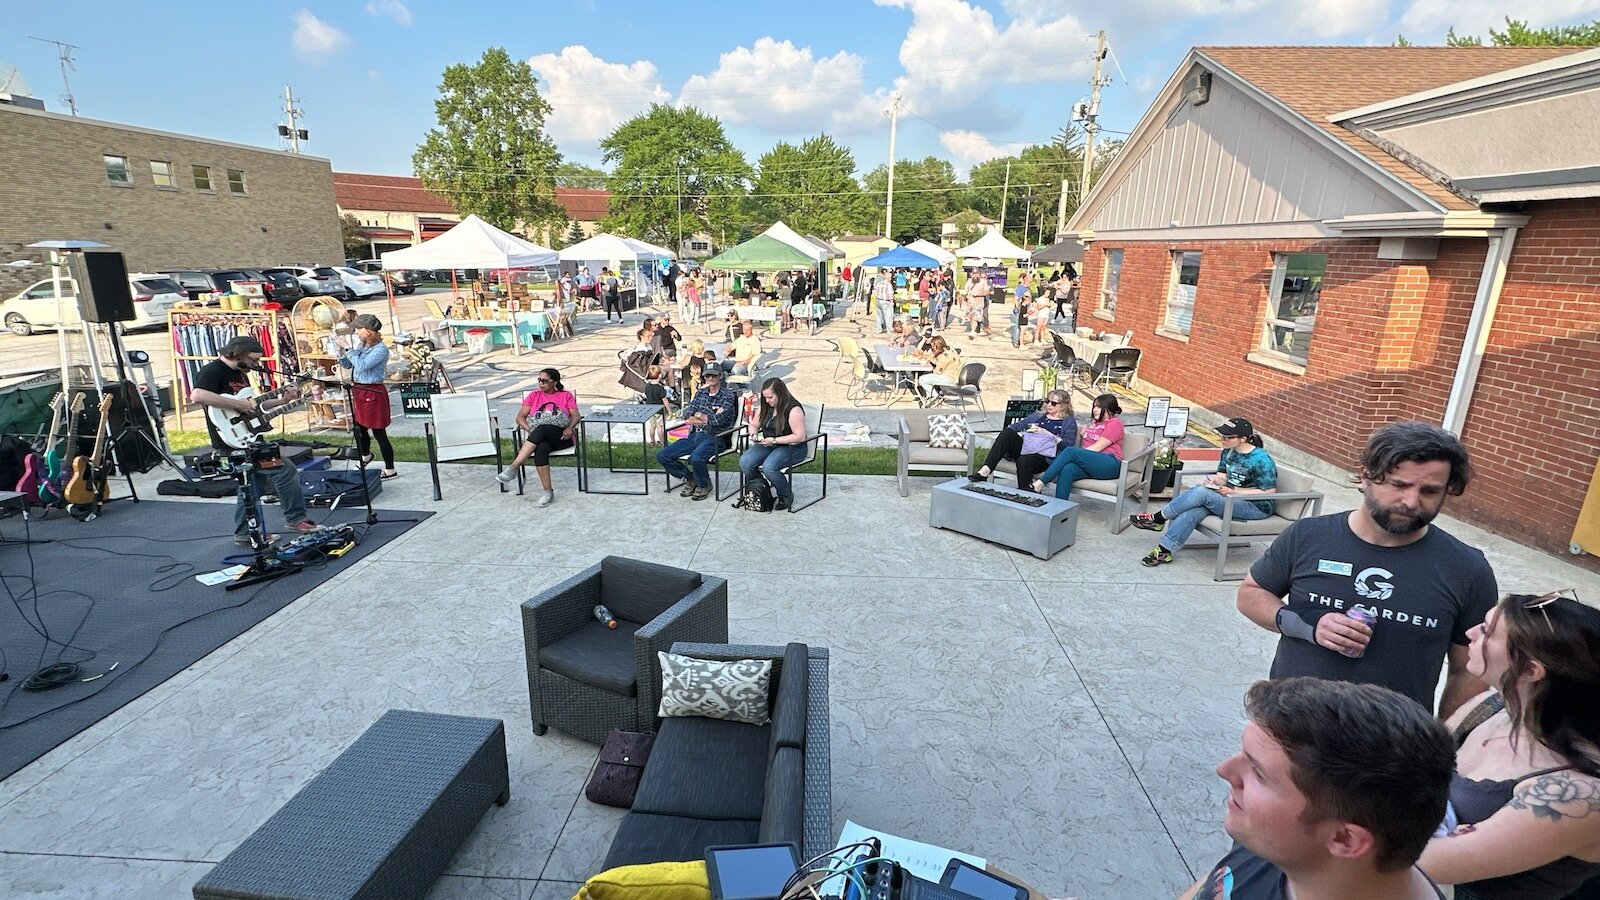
[3,432,1598,899]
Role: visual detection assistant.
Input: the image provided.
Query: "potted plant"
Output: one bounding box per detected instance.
[1151,439,1183,494]
[1038,365,1059,394]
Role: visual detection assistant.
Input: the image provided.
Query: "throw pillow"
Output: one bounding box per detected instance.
[927,413,967,449]
[657,652,772,725]
[575,860,710,900]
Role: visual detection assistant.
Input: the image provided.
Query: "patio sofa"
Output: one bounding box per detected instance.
[601,642,832,871]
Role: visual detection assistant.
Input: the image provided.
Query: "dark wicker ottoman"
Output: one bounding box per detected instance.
[193,709,510,900]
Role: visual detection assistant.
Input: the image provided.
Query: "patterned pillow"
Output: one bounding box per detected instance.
[657,652,772,725]
[927,413,967,449]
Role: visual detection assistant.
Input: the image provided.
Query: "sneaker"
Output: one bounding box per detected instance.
[678,482,697,498]
[968,470,988,483]
[290,520,325,534]
[536,490,553,508]
[234,533,256,546]
[773,497,791,511]
[691,485,711,501]
[1130,514,1165,532]
[1141,547,1174,567]
[496,469,515,485]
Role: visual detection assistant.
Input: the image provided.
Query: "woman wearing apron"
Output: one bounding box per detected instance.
[339,314,397,478]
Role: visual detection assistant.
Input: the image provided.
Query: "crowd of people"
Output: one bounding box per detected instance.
[842,262,1079,343]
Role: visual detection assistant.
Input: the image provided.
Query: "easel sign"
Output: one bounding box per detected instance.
[400,381,439,418]
[1144,396,1171,429]
[1162,406,1190,439]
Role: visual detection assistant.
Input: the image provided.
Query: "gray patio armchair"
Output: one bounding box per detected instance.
[521,556,729,744]
[897,409,976,496]
[1178,466,1326,581]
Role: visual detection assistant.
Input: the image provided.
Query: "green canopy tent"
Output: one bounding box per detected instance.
[704,234,815,271]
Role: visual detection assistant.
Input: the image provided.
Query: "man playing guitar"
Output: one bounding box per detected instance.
[190,336,319,545]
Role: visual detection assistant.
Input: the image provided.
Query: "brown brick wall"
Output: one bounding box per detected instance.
[0,105,342,297]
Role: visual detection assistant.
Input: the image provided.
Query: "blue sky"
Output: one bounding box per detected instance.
[4,0,1596,179]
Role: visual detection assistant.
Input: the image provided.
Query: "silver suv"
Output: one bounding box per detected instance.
[264,265,344,297]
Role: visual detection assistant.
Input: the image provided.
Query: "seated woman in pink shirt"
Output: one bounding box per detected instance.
[497,367,579,507]
[1032,393,1125,499]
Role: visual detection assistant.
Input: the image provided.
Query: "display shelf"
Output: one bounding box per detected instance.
[169,307,296,431]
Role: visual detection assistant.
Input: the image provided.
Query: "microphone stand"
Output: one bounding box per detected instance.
[296,370,420,532]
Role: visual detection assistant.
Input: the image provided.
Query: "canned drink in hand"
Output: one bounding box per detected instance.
[1342,605,1377,658]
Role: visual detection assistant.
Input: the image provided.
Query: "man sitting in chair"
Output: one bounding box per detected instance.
[656,368,738,501]
[722,321,762,376]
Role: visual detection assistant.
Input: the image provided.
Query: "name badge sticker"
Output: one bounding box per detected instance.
[1318,559,1354,577]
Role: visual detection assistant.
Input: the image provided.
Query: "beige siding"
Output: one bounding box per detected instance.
[1376,86,1600,179]
[0,105,342,296]
[1088,76,1412,231]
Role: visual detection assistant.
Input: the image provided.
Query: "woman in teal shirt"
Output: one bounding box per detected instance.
[1130,417,1277,567]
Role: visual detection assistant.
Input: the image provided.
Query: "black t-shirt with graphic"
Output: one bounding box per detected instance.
[1250,512,1498,712]
[192,358,250,451]
[1197,846,1444,899]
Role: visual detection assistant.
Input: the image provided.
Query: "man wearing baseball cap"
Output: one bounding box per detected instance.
[1131,417,1279,567]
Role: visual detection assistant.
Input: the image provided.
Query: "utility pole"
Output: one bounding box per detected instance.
[1077,31,1111,217]
[29,36,79,116]
[884,91,901,240]
[999,159,1012,232]
[676,157,683,256]
[277,85,308,153]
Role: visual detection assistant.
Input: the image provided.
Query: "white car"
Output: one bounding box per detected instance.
[2,273,183,336]
[334,267,388,299]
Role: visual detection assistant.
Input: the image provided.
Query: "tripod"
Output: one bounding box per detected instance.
[225,446,298,591]
[102,323,189,485]
[298,373,419,530]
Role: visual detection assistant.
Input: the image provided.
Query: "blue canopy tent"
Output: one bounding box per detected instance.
[861,245,941,269]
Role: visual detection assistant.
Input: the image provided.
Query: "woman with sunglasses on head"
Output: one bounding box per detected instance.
[970,390,1077,491]
[497,367,578,507]
[1418,590,1600,899]
[1032,393,1127,499]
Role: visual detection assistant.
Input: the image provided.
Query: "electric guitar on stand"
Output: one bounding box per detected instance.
[63,393,116,513]
[207,383,306,450]
[32,392,70,505]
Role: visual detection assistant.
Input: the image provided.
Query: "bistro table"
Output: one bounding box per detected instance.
[575,403,665,495]
[1060,332,1133,384]
[875,344,933,407]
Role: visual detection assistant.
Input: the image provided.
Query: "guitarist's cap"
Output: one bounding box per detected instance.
[221,336,266,359]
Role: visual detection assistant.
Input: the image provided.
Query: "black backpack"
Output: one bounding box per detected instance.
[735,477,774,512]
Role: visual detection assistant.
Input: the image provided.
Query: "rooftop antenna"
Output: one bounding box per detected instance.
[28,36,79,116]
[276,84,308,152]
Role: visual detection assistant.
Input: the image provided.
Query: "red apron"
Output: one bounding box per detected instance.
[351,383,392,429]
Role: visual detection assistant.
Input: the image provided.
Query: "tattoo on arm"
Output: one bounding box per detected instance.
[1509,773,1600,821]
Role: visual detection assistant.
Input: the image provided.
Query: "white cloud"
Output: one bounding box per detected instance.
[527,45,671,144]
[291,10,349,57]
[1284,0,1388,35]
[364,0,411,26]
[1396,0,1600,40]
[678,38,883,132]
[938,130,1012,172]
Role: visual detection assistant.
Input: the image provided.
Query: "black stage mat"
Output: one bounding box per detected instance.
[0,499,428,781]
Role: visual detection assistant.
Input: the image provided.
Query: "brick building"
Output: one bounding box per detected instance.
[332,172,609,254]
[0,101,341,297]
[1067,46,1600,559]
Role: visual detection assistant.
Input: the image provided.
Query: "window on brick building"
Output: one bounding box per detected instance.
[1164,250,1201,335]
[1101,248,1123,316]
[1262,253,1326,363]
[192,165,213,191]
[226,169,247,195]
[150,160,175,188]
[104,155,131,185]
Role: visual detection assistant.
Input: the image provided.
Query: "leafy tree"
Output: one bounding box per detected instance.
[946,209,990,246]
[863,156,959,242]
[413,47,567,238]
[750,134,874,237]
[555,162,608,190]
[1405,16,1600,46]
[339,213,368,260]
[563,219,586,247]
[599,104,750,247]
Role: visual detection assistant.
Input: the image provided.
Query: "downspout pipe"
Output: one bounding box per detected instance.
[1442,227,1519,436]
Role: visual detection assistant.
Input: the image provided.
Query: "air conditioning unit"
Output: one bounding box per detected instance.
[1186,69,1212,106]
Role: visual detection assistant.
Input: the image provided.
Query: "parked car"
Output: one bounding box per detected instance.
[2,273,183,336]
[263,265,344,297]
[355,260,418,294]
[159,268,283,305]
[333,266,388,300]
[255,269,307,304]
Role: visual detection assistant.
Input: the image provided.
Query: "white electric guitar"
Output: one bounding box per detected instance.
[208,383,306,449]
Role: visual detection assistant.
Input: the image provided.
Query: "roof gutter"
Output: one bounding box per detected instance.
[1442,225,1520,436]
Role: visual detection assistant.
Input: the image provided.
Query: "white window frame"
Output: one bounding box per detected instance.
[1259,252,1326,366]
[226,168,247,196]
[192,164,213,192]
[1099,248,1123,319]
[1162,250,1201,338]
[104,154,131,186]
[150,159,176,189]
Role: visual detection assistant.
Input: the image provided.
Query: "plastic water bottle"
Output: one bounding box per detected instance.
[593,604,617,629]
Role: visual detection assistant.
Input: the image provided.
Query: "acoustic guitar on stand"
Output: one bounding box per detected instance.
[64,392,116,510]
[208,382,306,450]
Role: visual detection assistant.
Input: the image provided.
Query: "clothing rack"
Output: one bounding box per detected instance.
[169,308,296,430]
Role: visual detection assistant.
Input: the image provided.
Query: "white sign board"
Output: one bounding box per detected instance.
[1144,396,1171,429]
[1163,406,1190,439]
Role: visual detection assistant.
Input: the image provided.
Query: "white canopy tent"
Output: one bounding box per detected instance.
[761,221,831,262]
[905,238,956,265]
[379,214,558,271]
[559,233,671,300]
[954,230,1031,262]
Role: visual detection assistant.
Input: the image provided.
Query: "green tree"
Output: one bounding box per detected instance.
[339,213,369,260]
[413,47,566,237]
[599,104,750,247]
[563,220,586,247]
[1405,16,1600,46]
[946,209,989,246]
[749,134,874,237]
[555,162,608,189]
[863,156,959,242]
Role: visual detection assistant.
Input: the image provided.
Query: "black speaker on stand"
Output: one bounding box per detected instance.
[68,250,136,323]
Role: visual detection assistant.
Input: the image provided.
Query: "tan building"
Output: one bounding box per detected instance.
[0,101,342,297]
[333,172,610,255]
[939,211,1000,250]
